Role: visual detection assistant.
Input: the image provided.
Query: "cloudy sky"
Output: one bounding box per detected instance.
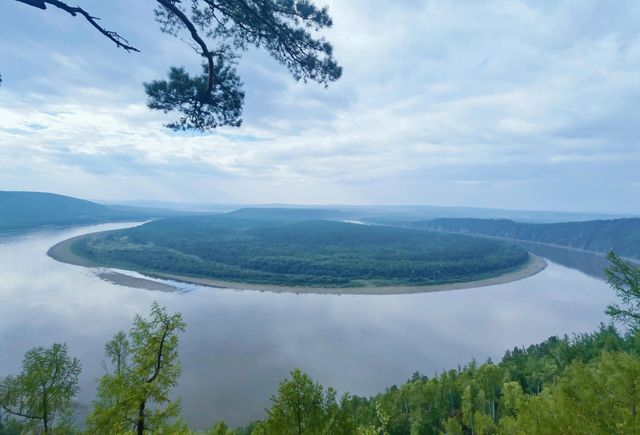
[0,0,638,212]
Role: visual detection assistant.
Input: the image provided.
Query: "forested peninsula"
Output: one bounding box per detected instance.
[48,212,535,290]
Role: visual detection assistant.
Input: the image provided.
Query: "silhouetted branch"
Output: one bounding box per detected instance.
[15,0,139,52]
[155,0,214,93]
[1,404,42,421]
[14,0,342,131]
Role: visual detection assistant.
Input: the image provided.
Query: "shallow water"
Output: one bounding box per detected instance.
[0,223,616,428]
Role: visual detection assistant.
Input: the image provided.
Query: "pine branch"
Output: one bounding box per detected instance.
[155,0,215,94]
[15,0,139,52]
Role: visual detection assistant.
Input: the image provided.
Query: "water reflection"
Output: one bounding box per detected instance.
[514,241,612,280]
[0,224,616,428]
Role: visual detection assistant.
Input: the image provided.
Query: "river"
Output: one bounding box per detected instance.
[0,223,616,428]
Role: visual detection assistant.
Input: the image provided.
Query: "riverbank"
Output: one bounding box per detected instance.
[141,254,546,294]
[48,231,547,295]
[47,231,111,268]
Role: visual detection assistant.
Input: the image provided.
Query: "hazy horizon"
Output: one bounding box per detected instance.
[3,188,639,217]
[103,197,636,217]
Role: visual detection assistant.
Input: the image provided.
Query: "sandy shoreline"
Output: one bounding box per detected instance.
[48,231,547,295]
[47,233,101,267]
[96,270,178,292]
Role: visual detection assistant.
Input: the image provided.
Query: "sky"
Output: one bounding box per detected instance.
[0,0,639,213]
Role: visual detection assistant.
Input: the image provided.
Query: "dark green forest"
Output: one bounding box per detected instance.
[67,215,530,287]
[413,218,640,260]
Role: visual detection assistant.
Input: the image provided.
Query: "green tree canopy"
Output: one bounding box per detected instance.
[605,252,640,328]
[13,0,342,131]
[0,343,81,434]
[86,302,186,435]
[259,368,354,435]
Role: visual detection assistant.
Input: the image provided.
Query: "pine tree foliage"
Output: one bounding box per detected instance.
[13,0,342,131]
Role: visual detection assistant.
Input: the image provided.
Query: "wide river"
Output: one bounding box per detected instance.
[0,223,617,428]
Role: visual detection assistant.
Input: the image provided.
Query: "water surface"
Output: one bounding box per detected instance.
[0,223,615,428]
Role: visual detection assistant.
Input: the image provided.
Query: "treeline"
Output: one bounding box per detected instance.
[233,324,640,435]
[1,253,639,434]
[414,217,640,260]
[0,303,186,435]
[70,217,530,287]
[339,325,640,434]
[2,326,638,434]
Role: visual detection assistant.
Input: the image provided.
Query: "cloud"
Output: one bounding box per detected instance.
[0,0,638,212]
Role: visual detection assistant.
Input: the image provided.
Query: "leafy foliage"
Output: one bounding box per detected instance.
[0,344,81,434]
[245,325,639,435]
[241,255,640,435]
[86,302,186,434]
[255,369,355,435]
[512,351,640,434]
[605,252,640,328]
[208,421,236,435]
[0,415,23,435]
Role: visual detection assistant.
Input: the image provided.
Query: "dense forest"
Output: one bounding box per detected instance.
[66,215,530,287]
[413,218,640,260]
[3,322,638,434]
[235,324,640,435]
[1,254,639,434]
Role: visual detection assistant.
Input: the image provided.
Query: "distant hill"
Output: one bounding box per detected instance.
[415,218,640,260]
[224,207,346,222]
[363,207,632,224]
[0,191,188,232]
[102,201,634,223]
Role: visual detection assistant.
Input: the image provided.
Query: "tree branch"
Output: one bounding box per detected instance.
[16,0,46,9]
[146,321,170,384]
[155,0,215,94]
[16,0,139,52]
[1,404,43,421]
